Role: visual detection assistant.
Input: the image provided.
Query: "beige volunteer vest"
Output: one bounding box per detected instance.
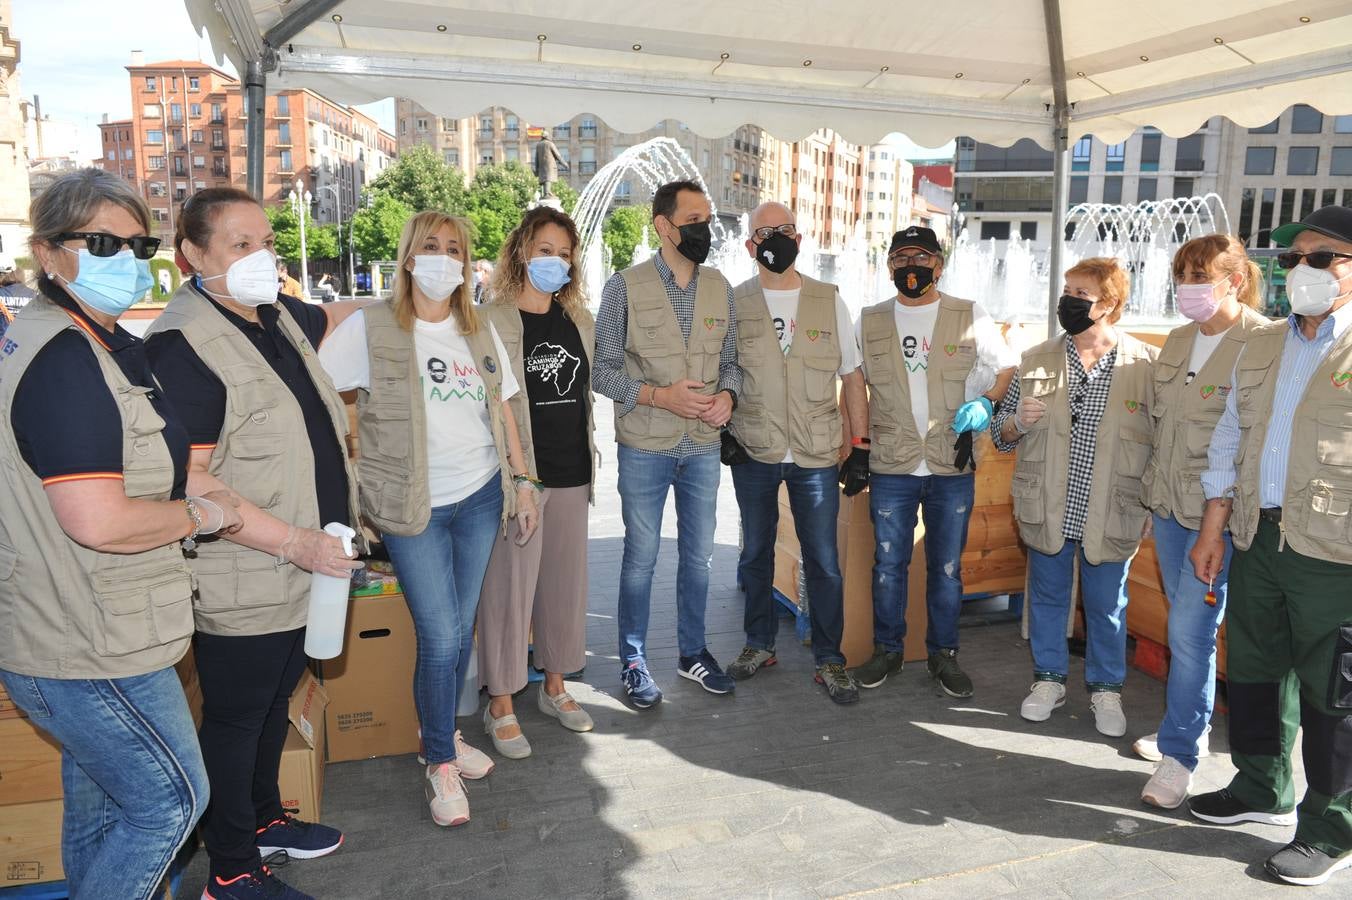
[357,301,513,536]
[1010,332,1158,565]
[146,284,361,636]
[0,299,193,677]
[484,301,598,499]
[859,293,975,476]
[1144,307,1269,530]
[1227,318,1352,562]
[729,273,844,468]
[613,258,730,451]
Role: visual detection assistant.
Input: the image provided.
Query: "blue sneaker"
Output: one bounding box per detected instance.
[621,660,663,709]
[202,864,311,899]
[678,650,735,695]
[255,815,343,860]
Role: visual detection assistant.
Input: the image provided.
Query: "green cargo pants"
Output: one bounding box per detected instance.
[1225,517,1352,857]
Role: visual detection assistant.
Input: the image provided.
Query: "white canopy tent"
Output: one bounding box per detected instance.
[184,0,1352,324]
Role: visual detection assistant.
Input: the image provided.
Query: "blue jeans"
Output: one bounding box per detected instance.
[616,444,719,664]
[869,472,975,654]
[732,459,844,665]
[1153,512,1231,770]
[1027,541,1132,690]
[0,666,208,900]
[384,476,502,765]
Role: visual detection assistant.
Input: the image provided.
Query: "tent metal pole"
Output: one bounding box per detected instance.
[245,60,267,200]
[263,0,345,49]
[1043,0,1070,339]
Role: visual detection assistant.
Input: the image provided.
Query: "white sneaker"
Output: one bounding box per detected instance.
[1020,681,1067,722]
[453,729,495,780]
[426,762,470,827]
[1132,725,1211,762]
[1090,691,1127,737]
[1141,756,1193,809]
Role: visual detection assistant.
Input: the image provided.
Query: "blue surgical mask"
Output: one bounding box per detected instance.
[526,255,571,295]
[58,247,153,316]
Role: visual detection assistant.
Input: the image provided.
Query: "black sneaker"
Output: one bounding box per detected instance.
[677,650,735,695]
[726,646,777,681]
[1187,788,1297,826]
[850,645,904,689]
[814,663,860,705]
[1265,840,1352,886]
[927,649,974,698]
[203,863,312,899]
[255,814,343,860]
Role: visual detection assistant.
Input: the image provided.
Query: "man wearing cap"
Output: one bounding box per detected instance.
[850,226,1017,697]
[720,201,869,704]
[1187,206,1352,887]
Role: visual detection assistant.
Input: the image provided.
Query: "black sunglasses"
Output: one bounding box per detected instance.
[1276,250,1352,270]
[56,231,161,260]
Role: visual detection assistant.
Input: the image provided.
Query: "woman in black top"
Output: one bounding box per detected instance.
[477,207,598,758]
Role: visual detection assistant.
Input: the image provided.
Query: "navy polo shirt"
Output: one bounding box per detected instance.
[9,283,190,498]
[145,285,350,528]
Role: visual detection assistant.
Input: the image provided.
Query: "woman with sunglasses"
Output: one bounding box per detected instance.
[0,169,244,899]
[318,211,539,827]
[144,187,366,900]
[1131,235,1269,810]
[991,257,1158,739]
[475,206,597,759]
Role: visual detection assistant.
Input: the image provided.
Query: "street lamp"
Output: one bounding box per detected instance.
[316,183,355,299]
[288,178,312,300]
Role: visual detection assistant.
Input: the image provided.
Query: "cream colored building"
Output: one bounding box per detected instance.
[0,0,29,263]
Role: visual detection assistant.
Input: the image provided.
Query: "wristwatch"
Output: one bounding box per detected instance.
[723,388,739,411]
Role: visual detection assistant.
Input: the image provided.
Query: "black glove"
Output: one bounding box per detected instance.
[720,429,751,466]
[953,430,977,472]
[838,447,871,496]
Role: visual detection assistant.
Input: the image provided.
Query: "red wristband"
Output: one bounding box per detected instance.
[851,437,871,447]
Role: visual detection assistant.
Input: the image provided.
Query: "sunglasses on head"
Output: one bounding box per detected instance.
[1276,250,1352,270]
[56,232,161,261]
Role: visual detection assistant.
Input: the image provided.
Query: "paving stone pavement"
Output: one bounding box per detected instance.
[181,402,1339,899]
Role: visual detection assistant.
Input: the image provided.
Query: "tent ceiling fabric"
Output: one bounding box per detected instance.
[187,0,1352,147]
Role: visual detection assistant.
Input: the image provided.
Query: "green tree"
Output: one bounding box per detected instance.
[266,203,338,262]
[350,193,413,263]
[554,180,580,217]
[603,204,658,270]
[368,144,468,214]
[465,162,539,260]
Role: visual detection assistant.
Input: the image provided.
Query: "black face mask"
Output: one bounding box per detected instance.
[755,232,798,274]
[1057,294,1097,335]
[667,219,713,265]
[893,265,935,299]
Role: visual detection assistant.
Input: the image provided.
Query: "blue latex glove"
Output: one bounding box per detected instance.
[952,396,993,434]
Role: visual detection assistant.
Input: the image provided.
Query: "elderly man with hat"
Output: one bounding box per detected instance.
[1188,205,1352,887]
[849,226,1016,696]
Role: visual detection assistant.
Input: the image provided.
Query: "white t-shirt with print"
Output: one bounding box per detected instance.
[319,309,520,506]
[855,297,1016,477]
[759,285,861,464]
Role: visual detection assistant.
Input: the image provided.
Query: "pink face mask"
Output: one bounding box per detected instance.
[1175,279,1226,323]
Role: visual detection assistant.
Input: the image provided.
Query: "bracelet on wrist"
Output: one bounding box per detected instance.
[647,385,659,409]
[851,436,871,448]
[182,498,203,553]
[514,473,543,492]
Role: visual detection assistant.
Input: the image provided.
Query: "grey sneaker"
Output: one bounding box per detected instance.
[850,645,904,689]
[814,663,860,705]
[927,649,974,698]
[726,646,777,681]
[1265,840,1352,886]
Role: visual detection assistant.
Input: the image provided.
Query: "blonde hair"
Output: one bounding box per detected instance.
[391,211,478,334]
[1066,256,1131,324]
[490,206,593,328]
[1171,234,1264,310]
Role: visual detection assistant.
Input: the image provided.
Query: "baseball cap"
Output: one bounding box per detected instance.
[888,226,941,256]
[1271,205,1352,248]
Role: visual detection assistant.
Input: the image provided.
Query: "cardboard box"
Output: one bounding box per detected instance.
[316,592,421,762]
[0,718,62,807]
[0,681,25,720]
[0,799,63,886]
[277,670,329,822]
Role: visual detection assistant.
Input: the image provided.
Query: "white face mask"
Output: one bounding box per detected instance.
[410,254,464,302]
[200,248,279,308]
[1286,263,1349,317]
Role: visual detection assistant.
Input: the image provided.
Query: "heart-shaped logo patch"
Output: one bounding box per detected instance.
[1125,400,1139,413]
[1200,385,1216,399]
[1332,371,1352,388]
[704,316,716,330]
[944,343,958,356]
[806,329,820,342]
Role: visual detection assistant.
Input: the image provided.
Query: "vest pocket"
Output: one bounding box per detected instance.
[1315,410,1352,468]
[802,355,837,403]
[90,570,193,657]
[941,369,965,412]
[700,339,723,387]
[809,411,843,457]
[1010,472,1044,524]
[1104,478,1148,545]
[0,541,16,580]
[1302,480,1351,543]
[1117,427,1152,478]
[367,408,413,459]
[191,550,289,612]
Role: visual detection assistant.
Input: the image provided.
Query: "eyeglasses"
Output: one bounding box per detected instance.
[56,232,161,260]
[889,251,934,266]
[1276,250,1352,270]
[752,224,797,241]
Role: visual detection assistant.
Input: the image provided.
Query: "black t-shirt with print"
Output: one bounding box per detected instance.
[519,301,590,488]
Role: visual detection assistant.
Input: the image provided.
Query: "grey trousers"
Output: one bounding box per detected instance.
[477,484,590,696]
